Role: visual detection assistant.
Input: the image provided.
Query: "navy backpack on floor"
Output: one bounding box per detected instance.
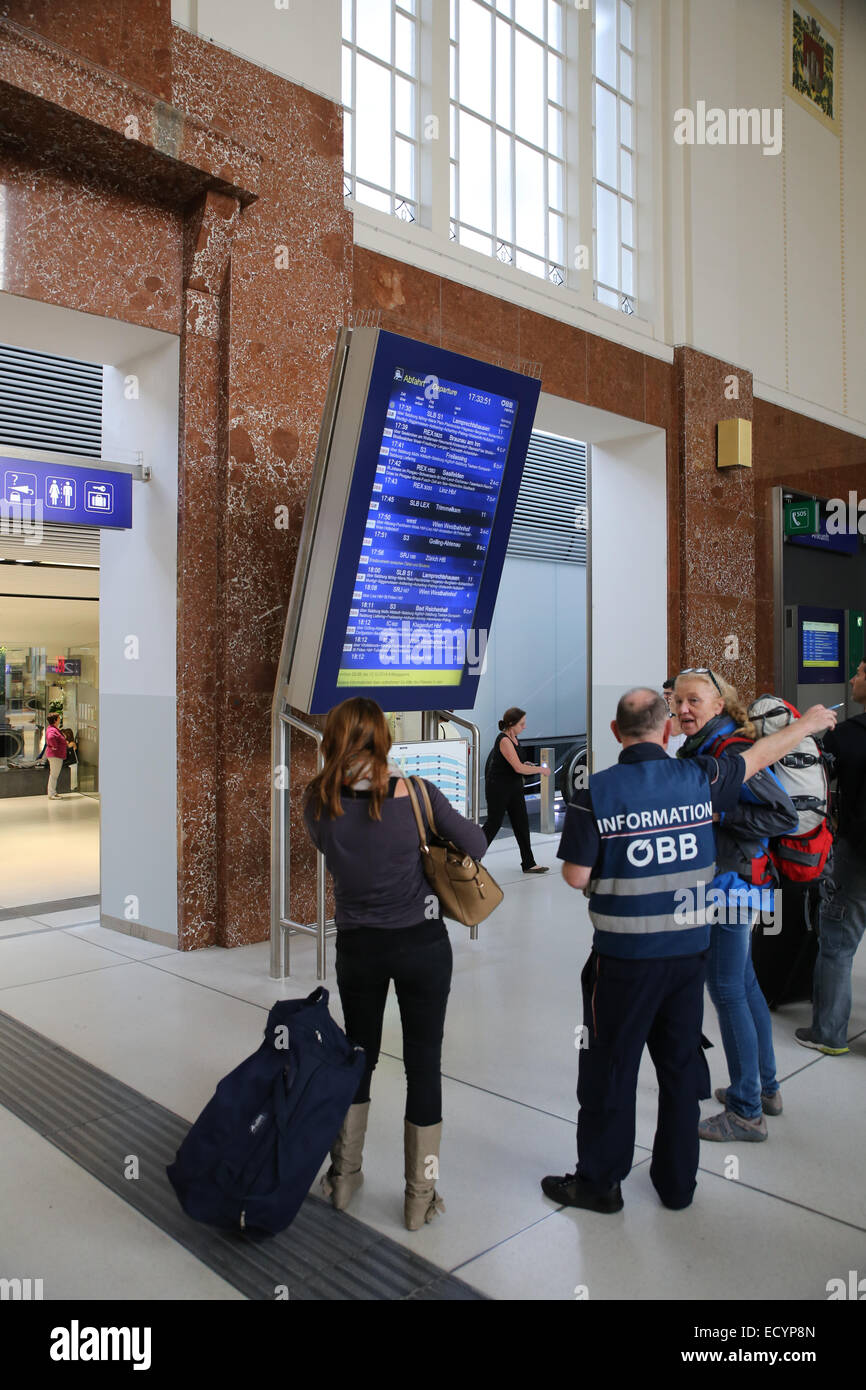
[167,987,365,1239]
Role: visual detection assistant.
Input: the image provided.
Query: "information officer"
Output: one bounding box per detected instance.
[541,687,836,1214]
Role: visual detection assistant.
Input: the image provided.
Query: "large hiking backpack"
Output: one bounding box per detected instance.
[747,694,834,884]
[167,988,365,1239]
[703,728,777,887]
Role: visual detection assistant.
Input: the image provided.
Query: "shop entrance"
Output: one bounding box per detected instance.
[0,302,180,941]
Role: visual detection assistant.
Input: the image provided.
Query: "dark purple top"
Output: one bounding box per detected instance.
[303,777,488,930]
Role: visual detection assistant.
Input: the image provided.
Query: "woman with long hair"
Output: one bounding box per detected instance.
[673,668,799,1142]
[482,706,551,874]
[303,697,487,1229]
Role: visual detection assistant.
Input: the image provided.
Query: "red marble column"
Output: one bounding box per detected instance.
[172,30,352,946]
[673,346,757,703]
[176,191,241,949]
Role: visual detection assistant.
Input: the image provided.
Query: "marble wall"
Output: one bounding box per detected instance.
[0,0,173,99]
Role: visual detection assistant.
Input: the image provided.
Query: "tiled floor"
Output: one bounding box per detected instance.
[0,794,99,908]
[1,829,864,1300]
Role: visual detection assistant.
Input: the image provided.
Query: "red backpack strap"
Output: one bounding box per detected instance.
[705,732,752,759]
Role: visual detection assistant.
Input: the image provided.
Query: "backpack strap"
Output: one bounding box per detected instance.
[705,732,752,759]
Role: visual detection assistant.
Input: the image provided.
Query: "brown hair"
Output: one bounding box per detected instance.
[674,669,756,740]
[305,697,393,820]
[499,706,526,732]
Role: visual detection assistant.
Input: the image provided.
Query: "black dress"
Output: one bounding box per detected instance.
[482,734,537,871]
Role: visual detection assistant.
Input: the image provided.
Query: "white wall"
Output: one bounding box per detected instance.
[454,556,587,777]
[172,0,342,102]
[670,0,863,431]
[589,431,667,771]
[101,340,179,942]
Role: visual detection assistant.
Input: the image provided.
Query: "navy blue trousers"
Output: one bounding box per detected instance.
[576,948,711,1208]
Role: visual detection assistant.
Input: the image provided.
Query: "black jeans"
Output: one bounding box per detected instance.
[335,920,453,1126]
[482,778,536,870]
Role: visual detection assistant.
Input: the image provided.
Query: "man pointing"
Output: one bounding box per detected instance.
[541,687,837,1214]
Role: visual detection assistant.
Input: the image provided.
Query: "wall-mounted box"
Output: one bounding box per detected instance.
[717,418,752,469]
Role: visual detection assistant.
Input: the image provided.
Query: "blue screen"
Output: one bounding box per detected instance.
[797,606,845,685]
[309,331,540,713]
[337,369,517,690]
[802,621,839,668]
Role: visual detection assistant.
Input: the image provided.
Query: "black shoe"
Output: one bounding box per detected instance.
[523,865,549,874]
[540,1172,623,1213]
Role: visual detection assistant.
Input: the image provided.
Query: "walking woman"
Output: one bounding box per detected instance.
[303,697,487,1229]
[674,669,798,1142]
[482,707,551,873]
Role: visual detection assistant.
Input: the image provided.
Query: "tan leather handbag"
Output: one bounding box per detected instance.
[403,776,504,927]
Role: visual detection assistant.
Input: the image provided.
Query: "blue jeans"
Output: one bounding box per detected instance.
[812,838,866,1048]
[706,907,778,1119]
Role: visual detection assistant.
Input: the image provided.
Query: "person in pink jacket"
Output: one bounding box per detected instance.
[45,714,68,799]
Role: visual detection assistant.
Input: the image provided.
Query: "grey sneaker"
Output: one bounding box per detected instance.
[699,1109,768,1142]
[794,1027,849,1056]
[714,1086,782,1116]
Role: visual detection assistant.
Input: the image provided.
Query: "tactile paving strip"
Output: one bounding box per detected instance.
[0,1009,485,1301]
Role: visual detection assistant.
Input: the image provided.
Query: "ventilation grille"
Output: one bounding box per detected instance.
[506,432,588,565]
[0,523,100,566]
[0,343,103,459]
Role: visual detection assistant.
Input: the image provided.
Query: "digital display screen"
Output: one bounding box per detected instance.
[336,370,516,688]
[796,606,845,686]
[802,620,840,669]
[296,328,540,714]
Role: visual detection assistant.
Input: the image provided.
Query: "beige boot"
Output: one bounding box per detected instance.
[403,1118,445,1230]
[320,1101,370,1211]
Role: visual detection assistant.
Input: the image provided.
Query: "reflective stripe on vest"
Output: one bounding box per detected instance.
[588,758,717,939]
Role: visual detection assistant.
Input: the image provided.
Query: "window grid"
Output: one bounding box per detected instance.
[342,0,420,223]
[592,0,636,315]
[449,0,567,287]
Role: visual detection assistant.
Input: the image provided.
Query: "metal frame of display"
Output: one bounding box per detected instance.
[270,705,482,980]
[269,318,527,980]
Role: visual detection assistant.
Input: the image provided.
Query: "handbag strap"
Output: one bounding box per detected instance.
[403,776,430,851]
[412,776,441,839]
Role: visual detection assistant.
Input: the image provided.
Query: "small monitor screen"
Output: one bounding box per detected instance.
[802,619,840,669]
[336,370,517,690]
[797,606,845,685]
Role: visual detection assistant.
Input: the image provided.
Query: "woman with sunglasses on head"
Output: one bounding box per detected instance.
[673,668,800,1143]
[303,697,487,1229]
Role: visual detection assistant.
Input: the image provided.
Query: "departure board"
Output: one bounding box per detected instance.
[336,370,517,688]
[802,620,840,669]
[288,327,540,714]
